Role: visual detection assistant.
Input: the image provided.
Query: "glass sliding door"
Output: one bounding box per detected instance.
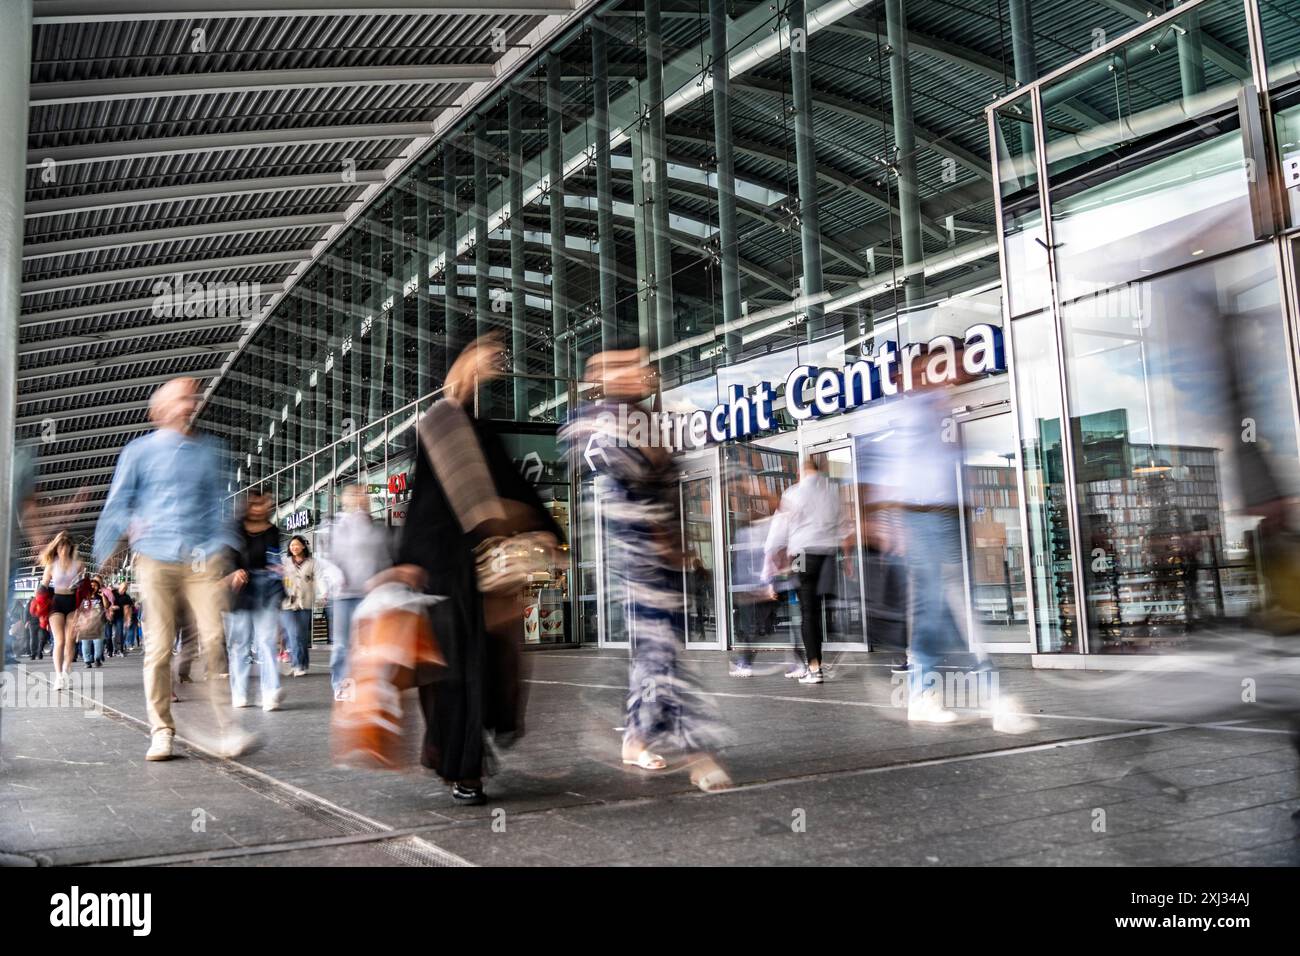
[806,443,867,646]
[681,474,721,646]
[958,412,1032,648]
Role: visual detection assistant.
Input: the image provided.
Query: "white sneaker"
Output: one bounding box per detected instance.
[908,697,958,724]
[145,730,174,761]
[992,697,1037,734]
[231,695,250,709]
[213,730,257,759]
[784,664,809,679]
[262,689,284,712]
[729,662,752,677]
[798,668,825,684]
[291,667,307,677]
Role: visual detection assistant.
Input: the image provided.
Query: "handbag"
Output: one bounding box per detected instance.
[69,600,102,640]
[475,532,554,594]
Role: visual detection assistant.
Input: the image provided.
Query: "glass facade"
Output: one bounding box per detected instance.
[994,0,1300,654]
[200,0,1300,656]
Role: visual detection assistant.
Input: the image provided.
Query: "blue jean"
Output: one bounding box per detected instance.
[80,636,104,665]
[330,597,361,693]
[227,603,281,704]
[903,509,963,703]
[282,609,313,671]
[106,618,123,654]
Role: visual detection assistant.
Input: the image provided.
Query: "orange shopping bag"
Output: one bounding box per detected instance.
[331,584,446,770]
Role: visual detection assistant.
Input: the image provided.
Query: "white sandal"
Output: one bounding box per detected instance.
[622,751,667,771]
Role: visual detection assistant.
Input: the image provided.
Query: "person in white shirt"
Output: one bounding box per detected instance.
[770,457,851,684]
[316,485,392,698]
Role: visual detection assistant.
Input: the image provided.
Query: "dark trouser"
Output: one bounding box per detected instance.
[734,597,777,665]
[27,625,44,659]
[106,618,123,655]
[798,552,831,667]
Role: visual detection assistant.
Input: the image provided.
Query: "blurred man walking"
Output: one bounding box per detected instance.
[94,377,245,761]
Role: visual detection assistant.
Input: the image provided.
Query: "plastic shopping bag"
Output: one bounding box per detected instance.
[330,583,446,770]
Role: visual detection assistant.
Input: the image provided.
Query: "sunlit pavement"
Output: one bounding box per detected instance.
[2,645,1298,866]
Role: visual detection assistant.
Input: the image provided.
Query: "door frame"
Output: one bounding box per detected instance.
[678,455,727,650]
[800,434,871,652]
[952,400,1035,654]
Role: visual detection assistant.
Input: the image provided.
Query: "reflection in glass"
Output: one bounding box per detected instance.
[1061,245,1297,651]
[1011,311,1077,652]
[959,414,1030,644]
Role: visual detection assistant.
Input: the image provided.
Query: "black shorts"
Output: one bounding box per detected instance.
[51,593,75,615]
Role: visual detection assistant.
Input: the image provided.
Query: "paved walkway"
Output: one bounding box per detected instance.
[2,645,1298,866]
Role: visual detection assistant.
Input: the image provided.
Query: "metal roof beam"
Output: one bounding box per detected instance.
[17,368,223,403]
[33,466,118,484]
[28,122,444,168]
[20,286,284,328]
[22,421,152,445]
[32,0,574,22]
[1095,0,1251,80]
[665,127,951,243]
[733,76,992,181]
[20,316,251,356]
[25,171,383,219]
[21,249,310,296]
[23,213,345,261]
[30,65,497,107]
[19,345,239,381]
[17,400,151,425]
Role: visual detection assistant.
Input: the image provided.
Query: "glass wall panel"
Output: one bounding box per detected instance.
[1041,0,1256,304]
[722,439,799,648]
[1011,310,1077,652]
[1261,0,1300,226]
[1061,245,1298,650]
[960,413,1031,645]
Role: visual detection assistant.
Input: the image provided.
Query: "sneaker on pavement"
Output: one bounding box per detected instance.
[729,662,753,677]
[145,730,174,761]
[207,729,257,759]
[231,695,250,709]
[798,668,825,685]
[784,664,809,679]
[262,689,285,712]
[908,697,958,724]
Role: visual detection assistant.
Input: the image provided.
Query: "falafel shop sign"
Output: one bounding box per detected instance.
[581,323,1004,467]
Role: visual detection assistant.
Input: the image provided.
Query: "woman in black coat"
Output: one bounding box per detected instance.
[390,335,561,805]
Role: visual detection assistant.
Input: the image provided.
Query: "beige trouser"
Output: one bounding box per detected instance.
[136,554,230,736]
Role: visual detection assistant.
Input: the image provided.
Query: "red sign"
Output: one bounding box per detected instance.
[387,472,408,495]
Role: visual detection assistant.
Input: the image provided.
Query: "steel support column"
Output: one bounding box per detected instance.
[391,189,407,412]
[475,122,491,342]
[349,238,364,437]
[790,0,825,335]
[592,20,618,356]
[416,166,432,397]
[1007,0,1037,157]
[548,52,569,405]
[368,217,387,423]
[645,0,675,372]
[630,123,651,349]
[443,144,461,369]
[510,88,528,419]
[1176,1,1207,99]
[885,0,923,306]
[709,0,742,359]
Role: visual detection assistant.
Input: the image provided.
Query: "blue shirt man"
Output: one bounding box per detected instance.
[93,427,234,568]
[92,377,246,761]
